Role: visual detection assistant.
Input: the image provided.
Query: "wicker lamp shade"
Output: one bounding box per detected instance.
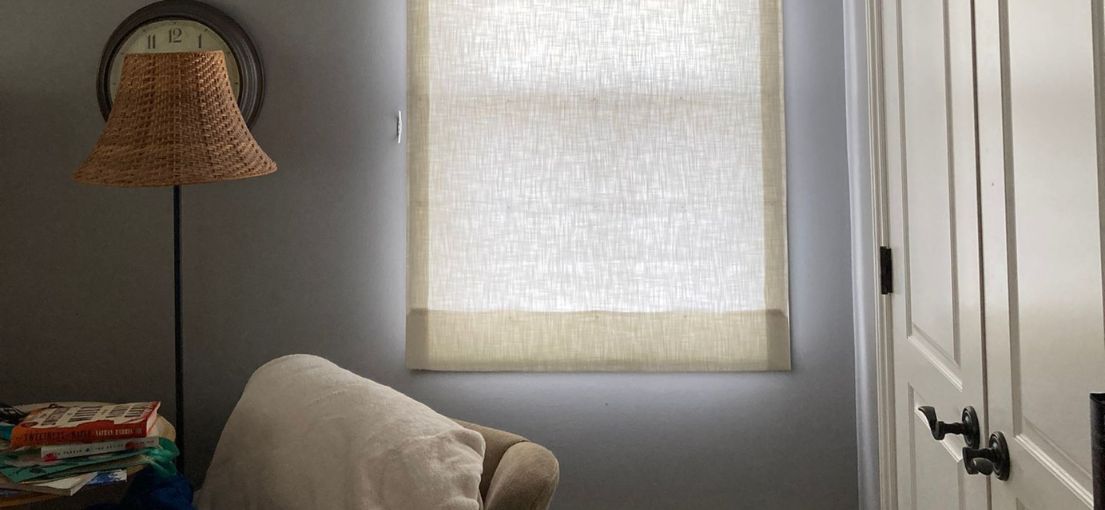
[75,51,275,187]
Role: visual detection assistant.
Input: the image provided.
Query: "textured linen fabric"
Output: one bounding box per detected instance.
[195,355,485,510]
[408,0,788,371]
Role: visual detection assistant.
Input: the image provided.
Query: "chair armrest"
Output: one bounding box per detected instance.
[483,441,560,510]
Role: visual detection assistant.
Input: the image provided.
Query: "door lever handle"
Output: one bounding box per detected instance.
[917,406,981,448]
[963,431,1011,480]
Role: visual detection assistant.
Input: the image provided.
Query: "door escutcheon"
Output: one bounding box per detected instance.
[963,431,1011,481]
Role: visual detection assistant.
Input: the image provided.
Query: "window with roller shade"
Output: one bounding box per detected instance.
[407,0,788,371]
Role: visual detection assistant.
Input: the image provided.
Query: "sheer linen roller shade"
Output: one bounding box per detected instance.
[408,0,788,371]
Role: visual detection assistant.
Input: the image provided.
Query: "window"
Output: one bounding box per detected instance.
[408,0,788,371]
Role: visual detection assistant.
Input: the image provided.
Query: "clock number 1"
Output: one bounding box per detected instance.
[198,33,203,49]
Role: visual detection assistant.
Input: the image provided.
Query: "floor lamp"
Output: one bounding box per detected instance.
[73,51,276,472]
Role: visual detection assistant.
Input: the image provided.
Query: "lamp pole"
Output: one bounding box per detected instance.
[173,185,185,474]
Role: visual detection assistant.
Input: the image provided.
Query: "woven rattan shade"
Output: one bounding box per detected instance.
[74,51,275,187]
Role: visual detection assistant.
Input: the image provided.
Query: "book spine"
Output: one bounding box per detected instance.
[40,436,159,461]
[13,424,148,448]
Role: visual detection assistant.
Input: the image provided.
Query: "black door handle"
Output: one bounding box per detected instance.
[963,431,1011,480]
[918,406,981,449]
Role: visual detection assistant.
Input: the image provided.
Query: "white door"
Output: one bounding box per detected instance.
[880,0,989,508]
[975,0,1105,508]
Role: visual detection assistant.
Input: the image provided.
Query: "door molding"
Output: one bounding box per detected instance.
[844,0,895,508]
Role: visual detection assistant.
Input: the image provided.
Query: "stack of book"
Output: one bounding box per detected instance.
[0,401,177,499]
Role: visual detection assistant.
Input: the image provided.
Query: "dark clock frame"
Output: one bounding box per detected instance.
[96,0,265,126]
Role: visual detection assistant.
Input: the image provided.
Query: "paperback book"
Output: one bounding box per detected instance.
[40,436,161,461]
[8,402,160,448]
[0,471,98,496]
[0,436,177,484]
[0,468,127,498]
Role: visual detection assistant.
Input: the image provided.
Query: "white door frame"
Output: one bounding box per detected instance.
[844,0,896,508]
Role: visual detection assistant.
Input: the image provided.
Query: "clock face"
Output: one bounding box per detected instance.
[98,1,264,125]
[107,19,242,102]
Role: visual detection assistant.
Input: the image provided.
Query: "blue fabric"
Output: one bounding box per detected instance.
[85,470,193,510]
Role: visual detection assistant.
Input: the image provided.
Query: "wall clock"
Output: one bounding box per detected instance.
[97,0,264,126]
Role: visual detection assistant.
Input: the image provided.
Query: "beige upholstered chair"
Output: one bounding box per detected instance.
[455,420,560,510]
[196,354,560,509]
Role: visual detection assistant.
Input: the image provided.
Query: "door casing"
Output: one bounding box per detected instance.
[846,0,898,508]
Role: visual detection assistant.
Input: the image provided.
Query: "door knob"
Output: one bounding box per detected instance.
[963,431,1011,480]
[917,405,981,448]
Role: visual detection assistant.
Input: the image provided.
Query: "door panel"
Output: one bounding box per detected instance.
[882,0,987,508]
[975,0,1105,508]
[902,0,957,364]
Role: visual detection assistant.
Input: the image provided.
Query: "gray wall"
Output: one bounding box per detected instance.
[0,1,857,509]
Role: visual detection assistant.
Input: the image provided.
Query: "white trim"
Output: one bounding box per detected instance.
[844,0,895,508]
[868,0,897,505]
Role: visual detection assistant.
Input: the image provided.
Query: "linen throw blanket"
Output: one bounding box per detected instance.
[195,355,485,510]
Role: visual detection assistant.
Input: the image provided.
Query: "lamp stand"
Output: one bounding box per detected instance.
[173,185,185,474]
[75,51,276,475]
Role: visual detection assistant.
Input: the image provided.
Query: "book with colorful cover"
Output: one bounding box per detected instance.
[0,447,145,483]
[0,471,98,496]
[8,402,160,448]
[0,436,175,483]
[0,469,127,499]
